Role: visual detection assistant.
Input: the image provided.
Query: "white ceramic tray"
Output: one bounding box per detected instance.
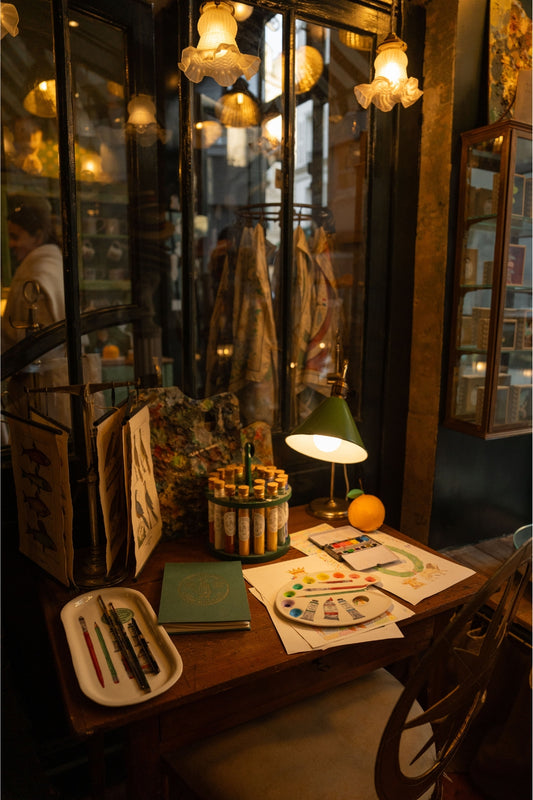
[275,569,392,627]
[61,587,183,707]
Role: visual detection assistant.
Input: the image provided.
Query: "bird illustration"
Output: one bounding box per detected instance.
[134,490,150,528]
[144,482,159,524]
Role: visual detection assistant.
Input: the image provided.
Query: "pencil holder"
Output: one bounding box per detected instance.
[207,443,292,563]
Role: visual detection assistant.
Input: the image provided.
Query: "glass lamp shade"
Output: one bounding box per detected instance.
[285,396,367,465]
[230,2,253,22]
[295,45,324,94]
[374,40,408,86]
[193,120,223,148]
[179,1,260,88]
[127,94,157,130]
[23,79,57,118]
[1,3,19,39]
[216,81,260,127]
[354,32,423,112]
[339,31,373,51]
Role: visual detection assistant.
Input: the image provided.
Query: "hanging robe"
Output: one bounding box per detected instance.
[290,226,313,424]
[299,226,341,421]
[229,223,278,426]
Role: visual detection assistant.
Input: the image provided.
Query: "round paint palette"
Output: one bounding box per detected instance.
[275,569,392,627]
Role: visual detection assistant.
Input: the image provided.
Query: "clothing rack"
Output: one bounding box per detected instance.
[235,202,335,232]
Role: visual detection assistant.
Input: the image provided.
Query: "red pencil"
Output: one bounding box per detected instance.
[79,616,105,688]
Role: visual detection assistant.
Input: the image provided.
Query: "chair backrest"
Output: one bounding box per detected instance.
[513,523,532,550]
[375,537,532,800]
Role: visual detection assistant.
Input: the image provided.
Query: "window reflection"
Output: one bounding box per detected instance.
[190,8,371,430]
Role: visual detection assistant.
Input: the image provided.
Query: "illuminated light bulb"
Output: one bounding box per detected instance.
[313,435,341,453]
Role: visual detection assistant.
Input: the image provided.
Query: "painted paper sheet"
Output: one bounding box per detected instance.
[369,532,475,604]
[95,402,129,573]
[8,413,73,586]
[122,404,162,577]
[292,525,476,604]
[245,553,412,654]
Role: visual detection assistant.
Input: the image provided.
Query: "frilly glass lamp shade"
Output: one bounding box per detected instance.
[179,1,260,88]
[127,94,157,130]
[286,395,368,519]
[354,32,423,112]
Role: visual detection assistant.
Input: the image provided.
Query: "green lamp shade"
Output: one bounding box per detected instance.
[285,396,367,464]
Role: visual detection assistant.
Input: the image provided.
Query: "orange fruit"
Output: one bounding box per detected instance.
[347,493,385,532]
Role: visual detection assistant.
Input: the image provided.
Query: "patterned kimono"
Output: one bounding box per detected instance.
[229,224,278,426]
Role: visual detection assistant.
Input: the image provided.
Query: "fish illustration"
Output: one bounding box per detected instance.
[23,491,51,518]
[26,520,57,552]
[22,444,51,467]
[21,468,52,493]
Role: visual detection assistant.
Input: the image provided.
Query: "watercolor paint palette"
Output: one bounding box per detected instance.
[275,569,392,627]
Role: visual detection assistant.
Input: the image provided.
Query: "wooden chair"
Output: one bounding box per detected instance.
[163,538,532,800]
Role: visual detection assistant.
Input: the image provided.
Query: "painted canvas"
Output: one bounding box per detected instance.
[489,0,532,122]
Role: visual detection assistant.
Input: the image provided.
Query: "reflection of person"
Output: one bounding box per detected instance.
[2,196,64,351]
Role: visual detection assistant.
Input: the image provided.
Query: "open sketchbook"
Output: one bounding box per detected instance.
[5,398,161,585]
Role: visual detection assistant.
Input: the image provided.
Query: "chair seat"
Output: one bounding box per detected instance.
[164,668,436,800]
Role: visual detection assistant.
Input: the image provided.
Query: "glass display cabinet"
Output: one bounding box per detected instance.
[445,119,532,438]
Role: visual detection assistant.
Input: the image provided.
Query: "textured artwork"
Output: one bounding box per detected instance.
[489,0,532,122]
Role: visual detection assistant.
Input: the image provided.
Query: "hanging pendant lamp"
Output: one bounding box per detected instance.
[354,0,422,113]
[179,1,260,88]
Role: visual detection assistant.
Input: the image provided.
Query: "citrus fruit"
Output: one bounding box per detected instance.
[347,493,385,532]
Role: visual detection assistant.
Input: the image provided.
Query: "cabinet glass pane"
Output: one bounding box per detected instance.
[1,0,62,348]
[451,136,501,424]
[447,122,532,437]
[70,12,132,318]
[499,134,532,428]
[190,6,371,430]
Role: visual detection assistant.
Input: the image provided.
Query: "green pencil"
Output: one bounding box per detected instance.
[94,622,119,684]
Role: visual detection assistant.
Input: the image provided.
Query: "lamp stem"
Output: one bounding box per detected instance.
[329,460,335,503]
[307,461,351,520]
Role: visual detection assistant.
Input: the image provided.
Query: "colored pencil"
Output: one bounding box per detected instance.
[94,622,119,684]
[79,616,104,688]
[128,617,160,675]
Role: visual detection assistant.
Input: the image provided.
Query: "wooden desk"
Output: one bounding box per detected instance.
[39,507,485,800]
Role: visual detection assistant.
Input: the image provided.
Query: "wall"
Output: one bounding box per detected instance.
[400,0,532,547]
[432,0,532,549]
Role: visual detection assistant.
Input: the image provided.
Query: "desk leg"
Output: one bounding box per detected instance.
[87,735,106,799]
[127,717,162,800]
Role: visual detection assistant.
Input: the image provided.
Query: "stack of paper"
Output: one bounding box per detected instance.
[244,537,413,655]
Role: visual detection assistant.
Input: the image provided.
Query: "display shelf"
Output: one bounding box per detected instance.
[445,119,532,438]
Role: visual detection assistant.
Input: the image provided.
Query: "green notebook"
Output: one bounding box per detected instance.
[158,561,251,633]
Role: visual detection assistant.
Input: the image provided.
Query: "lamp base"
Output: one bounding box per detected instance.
[307,496,350,520]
